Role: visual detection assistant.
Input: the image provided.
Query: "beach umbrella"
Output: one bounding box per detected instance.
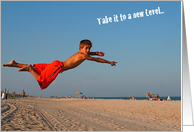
[76,92,82,94]
[150,93,155,95]
[76,92,82,98]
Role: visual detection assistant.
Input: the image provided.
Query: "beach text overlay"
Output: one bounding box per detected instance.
[97,7,164,25]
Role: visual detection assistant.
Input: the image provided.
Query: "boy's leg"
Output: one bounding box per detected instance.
[3,60,30,69]
[3,60,39,80]
[18,64,39,80]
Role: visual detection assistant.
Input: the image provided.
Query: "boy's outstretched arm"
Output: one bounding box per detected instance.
[89,52,104,56]
[86,56,117,67]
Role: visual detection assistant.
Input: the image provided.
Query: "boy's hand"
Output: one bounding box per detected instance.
[110,61,117,67]
[97,52,105,56]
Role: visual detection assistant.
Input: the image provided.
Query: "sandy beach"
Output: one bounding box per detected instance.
[1,97,181,131]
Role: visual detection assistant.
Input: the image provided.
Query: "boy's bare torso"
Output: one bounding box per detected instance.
[62,52,87,71]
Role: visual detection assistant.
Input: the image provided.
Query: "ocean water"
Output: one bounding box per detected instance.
[93,96,181,101]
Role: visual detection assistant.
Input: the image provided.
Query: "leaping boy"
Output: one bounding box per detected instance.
[3,39,117,90]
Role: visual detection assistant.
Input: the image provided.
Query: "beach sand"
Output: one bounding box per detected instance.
[1,97,181,131]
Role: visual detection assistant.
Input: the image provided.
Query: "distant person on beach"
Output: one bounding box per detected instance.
[156,94,160,99]
[152,96,158,101]
[21,90,26,100]
[156,94,160,101]
[132,96,136,100]
[3,39,117,90]
[147,93,151,100]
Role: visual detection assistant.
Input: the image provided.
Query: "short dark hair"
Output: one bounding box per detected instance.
[79,39,92,49]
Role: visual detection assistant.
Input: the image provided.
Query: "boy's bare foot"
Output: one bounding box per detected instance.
[3,60,17,67]
[18,64,32,72]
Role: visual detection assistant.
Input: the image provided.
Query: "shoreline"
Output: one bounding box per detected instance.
[48,96,181,101]
[1,97,181,131]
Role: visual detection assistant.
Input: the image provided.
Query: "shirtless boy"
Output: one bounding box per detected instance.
[3,39,117,90]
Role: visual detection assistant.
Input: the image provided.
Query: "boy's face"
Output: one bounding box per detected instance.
[80,45,91,54]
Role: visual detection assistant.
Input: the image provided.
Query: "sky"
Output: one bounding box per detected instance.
[1,1,181,97]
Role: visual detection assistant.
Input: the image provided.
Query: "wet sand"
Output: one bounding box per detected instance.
[1,97,181,131]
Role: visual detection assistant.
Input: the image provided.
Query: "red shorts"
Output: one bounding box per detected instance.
[33,60,64,90]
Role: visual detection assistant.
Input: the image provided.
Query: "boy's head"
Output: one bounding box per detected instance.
[79,39,92,50]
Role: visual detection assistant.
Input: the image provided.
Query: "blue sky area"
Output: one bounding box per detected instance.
[1,1,181,97]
